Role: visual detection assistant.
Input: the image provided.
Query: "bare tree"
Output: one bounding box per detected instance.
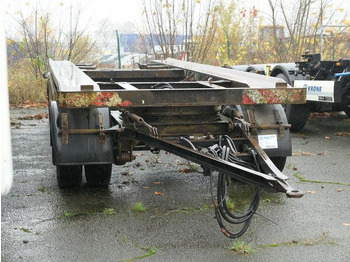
[8,1,105,78]
[266,0,349,62]
[141,0,219,63]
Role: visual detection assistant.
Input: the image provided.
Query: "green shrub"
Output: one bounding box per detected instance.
[8,59,47,105]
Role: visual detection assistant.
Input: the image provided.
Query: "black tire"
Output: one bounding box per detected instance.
[270,157,287,171]
[84,164,112,187]
[344,105,350,117]
[49,101,59,163]
[57,165,82,188]
[275,73,310,132]
[285,104,310,132]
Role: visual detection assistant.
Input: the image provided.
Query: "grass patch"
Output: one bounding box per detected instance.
[38,184,51,194]
[19,227,32,233]
[225,197,235,211]
[136,246,157,259]
[262,243,280,248]
[181,206,197,213]
[8,58,47,105]
[180,162,202,173]
[123,246,158,261]
[189,163,201,172]
[103,208,117,215]
[38,186,48,193]
[259,232,336,249]
[260,191,283,204]
[122,236,128,243]
[166,204,211,214]
[228,239,256,255]
[60,208,118,218]
[227,184,257,213]
[294,172,350,186]
[286,163,298,170]
[132,202,147,213]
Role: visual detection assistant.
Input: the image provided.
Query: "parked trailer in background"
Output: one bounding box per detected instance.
[47,58,306,238]
[231,52,350,131]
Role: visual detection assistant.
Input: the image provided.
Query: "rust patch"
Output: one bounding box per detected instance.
[119,100,132,107]
[243,89,306,104]
[57,91,123,108]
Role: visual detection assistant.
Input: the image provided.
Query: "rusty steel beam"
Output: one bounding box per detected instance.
[84,68,186,82]
[56,88,305,108]
[158,58,289,88]
[50,60,306,109]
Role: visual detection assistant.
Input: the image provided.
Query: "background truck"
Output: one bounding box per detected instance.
[47,58,305,238]
[230,52,350,131]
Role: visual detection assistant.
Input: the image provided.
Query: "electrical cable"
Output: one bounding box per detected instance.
[180,135,261,238]
[209,136,261,238]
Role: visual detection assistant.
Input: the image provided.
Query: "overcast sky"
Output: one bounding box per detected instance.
[80,0,350,26]
[83,0,143,29]
[6,0,350,35]
[6,0,259,32]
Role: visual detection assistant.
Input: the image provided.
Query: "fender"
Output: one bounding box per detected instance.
[49,101,114,165]
[237,104,291,157]
[246,64,266,74]
[269,63,297,85]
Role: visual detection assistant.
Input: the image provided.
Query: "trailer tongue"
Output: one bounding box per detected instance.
[47,58,306,237]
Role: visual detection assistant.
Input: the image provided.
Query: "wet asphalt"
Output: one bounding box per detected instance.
[1,108,350,262]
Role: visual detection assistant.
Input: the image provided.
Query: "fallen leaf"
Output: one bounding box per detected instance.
[143,186,149,189]
[335,132,350,137]
[343,223,350,227]
[293,151,313,156]
[292,167,298,170]
[154,192,164,195]
[10,102,47,108]
[152,181,163,185]
[309,112,336,120]
[325,136,330,139]
[179,168,193,173]
[17,113,49,120]
[336,188,343,192]
[307,190,316,194]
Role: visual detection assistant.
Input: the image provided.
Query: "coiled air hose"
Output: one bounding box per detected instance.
[181,135,261,238]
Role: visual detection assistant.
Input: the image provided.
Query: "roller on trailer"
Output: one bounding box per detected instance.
[47,58,306,238]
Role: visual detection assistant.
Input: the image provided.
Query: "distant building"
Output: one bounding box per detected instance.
[259,25,285,39]
[120,33,189,53]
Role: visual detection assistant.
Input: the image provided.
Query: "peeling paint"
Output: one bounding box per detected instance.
[242,89,306,104]
[57,88,306,108]
[57,91,123,108]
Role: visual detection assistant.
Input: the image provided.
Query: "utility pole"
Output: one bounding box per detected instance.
[225,30,230,60]
[116,30,121,69]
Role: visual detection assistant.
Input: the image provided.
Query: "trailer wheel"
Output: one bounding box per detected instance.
[344,105,350,117]
[84,164,112,187]
[285,103,310,132]
[57,165,82,188]
[275,73,310,131]
[270,157,287,171]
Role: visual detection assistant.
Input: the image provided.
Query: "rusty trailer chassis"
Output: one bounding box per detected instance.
[47,58,306,238]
